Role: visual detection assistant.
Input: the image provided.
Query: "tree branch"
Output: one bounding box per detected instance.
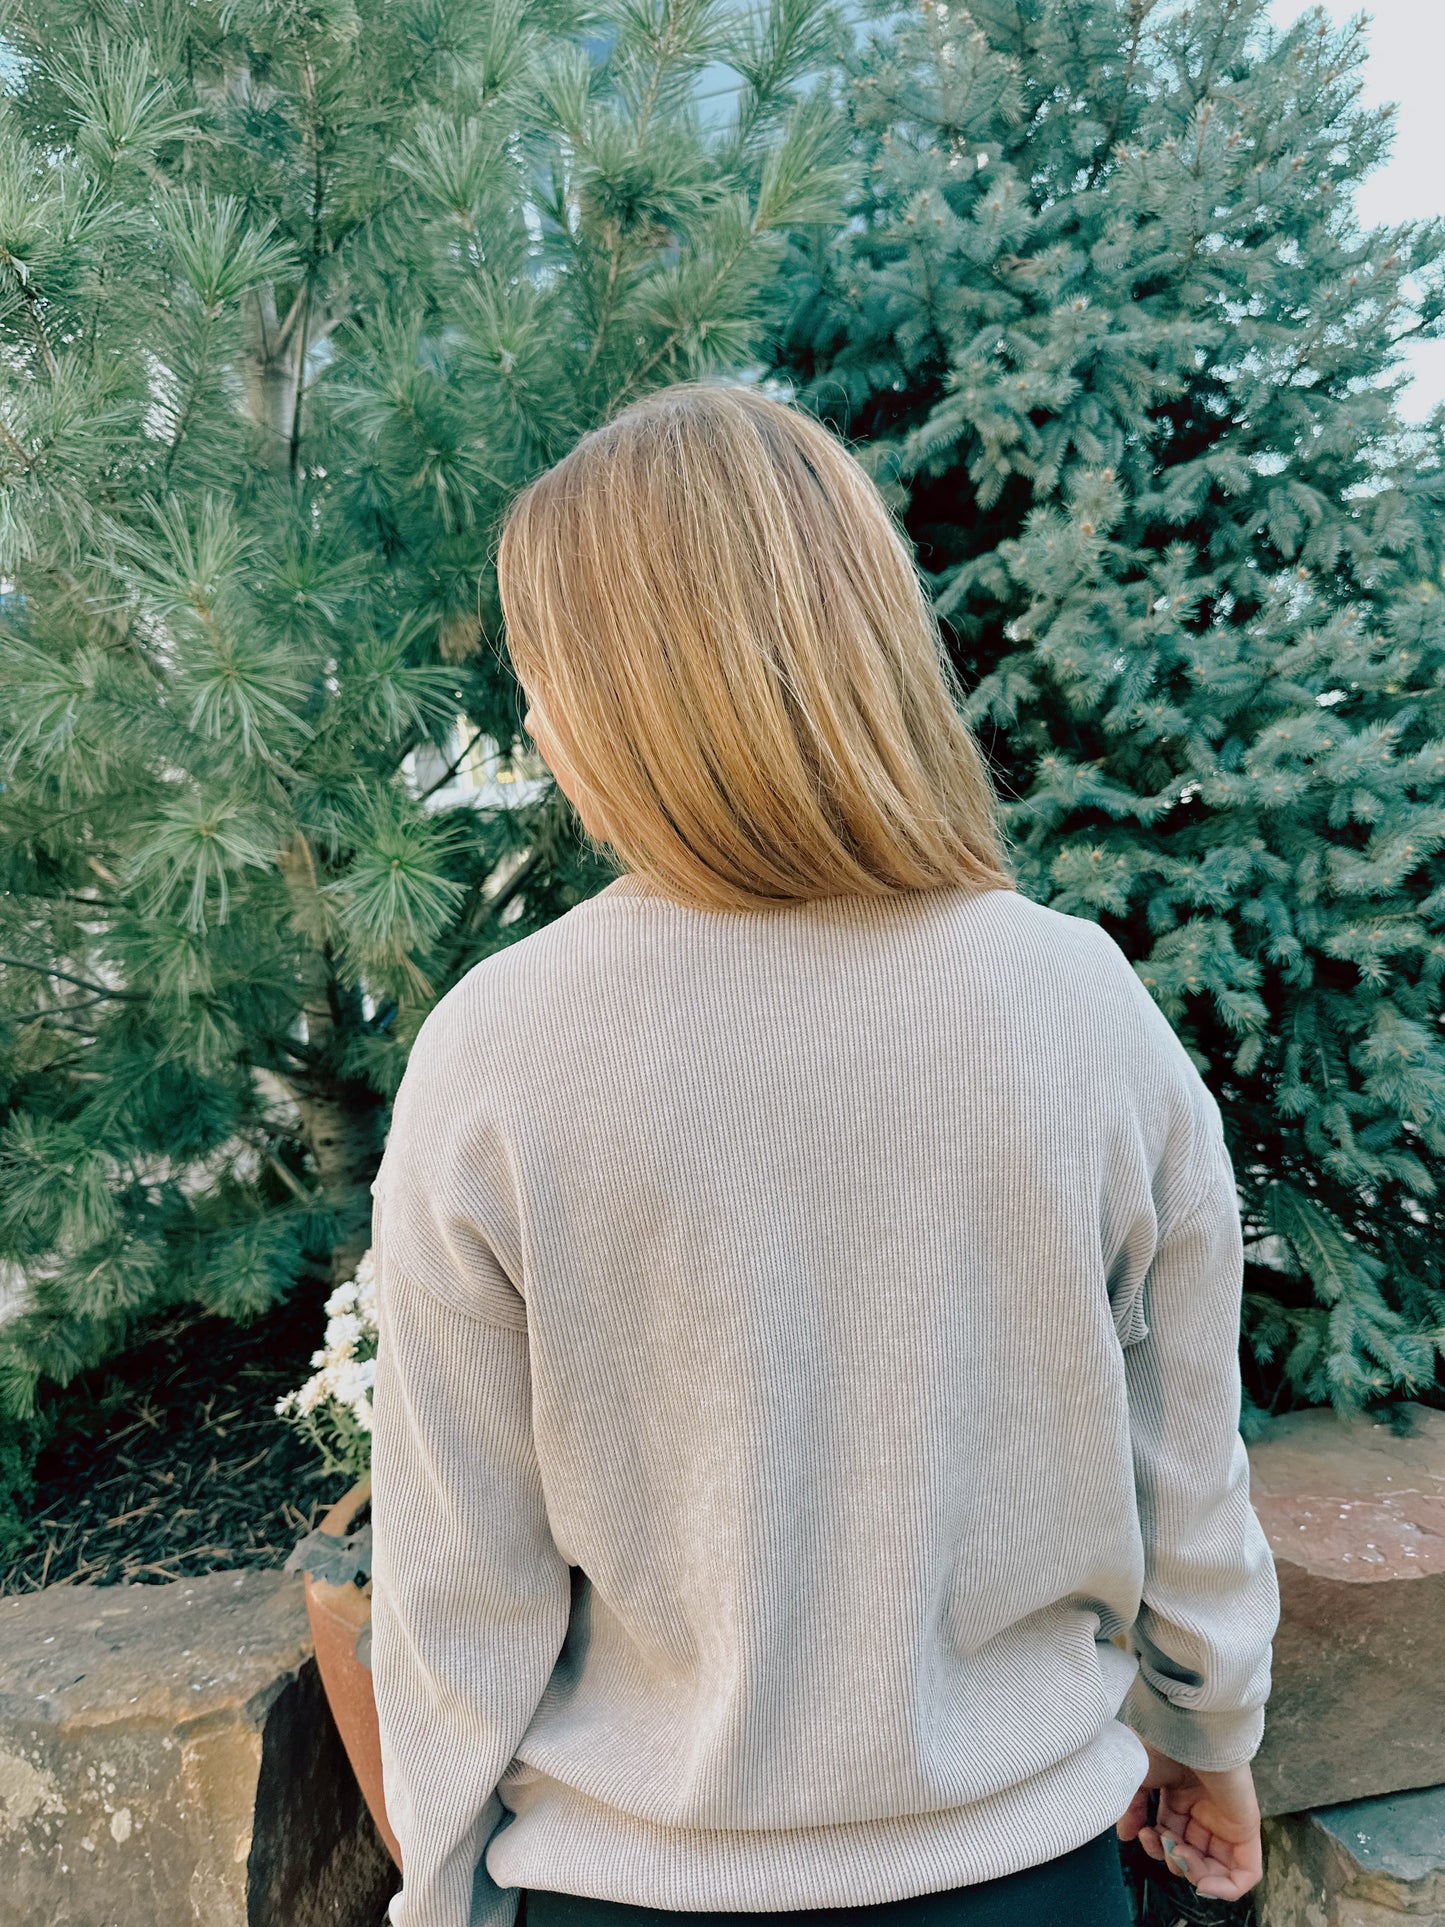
[267,1150,317,1203]
[610,231,755,408]
[276,281,310,351]
[419,729,483,801]
[288,274,314,475]
[582,237,625,382]
[0,957,141,1000]
[0,413,34,471]
[5,996,111,1023]
[289,54,327,476]
[1084,0,1157,189]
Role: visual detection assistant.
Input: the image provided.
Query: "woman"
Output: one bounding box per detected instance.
[369,383,1279,1927]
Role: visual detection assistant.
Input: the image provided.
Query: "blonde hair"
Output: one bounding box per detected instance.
[497,382,1011,912]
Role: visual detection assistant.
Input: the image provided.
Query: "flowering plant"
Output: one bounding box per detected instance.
[276,1252,377,1479]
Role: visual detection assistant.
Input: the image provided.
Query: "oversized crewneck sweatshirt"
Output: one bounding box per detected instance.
[369,879,1278,1927]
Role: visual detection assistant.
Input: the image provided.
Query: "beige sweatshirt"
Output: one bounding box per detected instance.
[370,879,1278,1927]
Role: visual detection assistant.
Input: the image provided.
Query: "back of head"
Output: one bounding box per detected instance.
[497,382,1011,911]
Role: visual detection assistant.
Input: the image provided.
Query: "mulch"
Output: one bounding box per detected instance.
[0,1287,351,1594]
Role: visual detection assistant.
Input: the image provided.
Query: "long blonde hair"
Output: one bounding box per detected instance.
[497,382,1011,911]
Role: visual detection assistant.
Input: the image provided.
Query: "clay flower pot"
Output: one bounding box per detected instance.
[301,1477,401,1867]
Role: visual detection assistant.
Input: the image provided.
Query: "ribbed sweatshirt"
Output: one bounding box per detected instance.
[369,879,1278,1927]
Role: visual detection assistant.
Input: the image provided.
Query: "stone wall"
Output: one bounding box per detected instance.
[1249,1406,1445,1818]
[0,1567,396,1927]
[4,1404,1444,1925]
[1261,1784,1445,1926]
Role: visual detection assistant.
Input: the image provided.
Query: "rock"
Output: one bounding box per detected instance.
[1259,1782,1445,1925]
[0,1567,397,1927]
[1248,1405,1445,1818]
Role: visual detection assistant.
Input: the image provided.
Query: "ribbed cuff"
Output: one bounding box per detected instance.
[1120,1677,1265,1772]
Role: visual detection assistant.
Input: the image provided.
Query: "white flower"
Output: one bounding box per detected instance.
[276,1250,380,1466]
[331,1356,371,1408]
[324,1310,363,1353]
[295,1374,330,1416]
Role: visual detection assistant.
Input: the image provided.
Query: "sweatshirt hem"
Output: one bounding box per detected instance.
[485,1722,1149,1912]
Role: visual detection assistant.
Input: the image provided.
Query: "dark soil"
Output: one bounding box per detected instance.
[0,1289,351,1594]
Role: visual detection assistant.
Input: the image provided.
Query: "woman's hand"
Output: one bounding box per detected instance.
[1117,1741,1263,1900]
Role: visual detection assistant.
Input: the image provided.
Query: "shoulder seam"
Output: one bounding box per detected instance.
[381,1256,529,1336]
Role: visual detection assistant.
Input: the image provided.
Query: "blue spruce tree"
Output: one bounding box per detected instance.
[775,0,1445,1415]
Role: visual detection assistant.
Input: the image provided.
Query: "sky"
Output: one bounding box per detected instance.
[1268,0,1445,419]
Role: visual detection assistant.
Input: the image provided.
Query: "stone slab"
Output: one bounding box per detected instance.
[1247,1407,1445,1819]
[1260,1781,1445,1925]
[0,1567,397,1927]
[1250,1407,1445,1583]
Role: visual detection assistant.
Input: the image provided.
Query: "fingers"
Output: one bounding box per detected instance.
[1121,1767,1264,1901]
[1115,1790,1150,1842]
[1154,1789,1194,1845]
[1181,1813,1217,1857]
[1198,1832,1263,1900]
[1171,1796,1264,1896]
[1156,1827,1263,1900]
[1158,1830,1198,1882]
[1196,1871,1259,1901]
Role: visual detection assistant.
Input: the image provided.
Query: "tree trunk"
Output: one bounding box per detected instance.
[276,832,382,1282]
[291,1078,382,1282]
[239,286,302,475]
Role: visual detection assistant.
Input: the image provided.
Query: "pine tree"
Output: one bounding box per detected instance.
[774,0,1445,1414]
[0,0,844,1427]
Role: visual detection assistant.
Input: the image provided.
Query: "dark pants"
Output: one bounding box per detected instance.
[523,1830,1131,1927]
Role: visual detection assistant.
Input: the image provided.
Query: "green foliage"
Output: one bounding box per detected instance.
[283,1397,373,1485]
[0,1409,44,1567]
[6,0,1439,1462]
[773,0,1445,1415]
[0,0,847,1434]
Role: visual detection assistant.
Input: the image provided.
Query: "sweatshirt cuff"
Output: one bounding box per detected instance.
[1120,1677,1265,1771]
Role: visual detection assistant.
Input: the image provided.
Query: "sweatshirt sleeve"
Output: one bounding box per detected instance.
[1119,1130,1280,1772]
[369,1064,570,1927]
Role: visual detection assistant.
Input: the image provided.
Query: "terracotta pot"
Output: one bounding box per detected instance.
[303,1476,401,1867]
